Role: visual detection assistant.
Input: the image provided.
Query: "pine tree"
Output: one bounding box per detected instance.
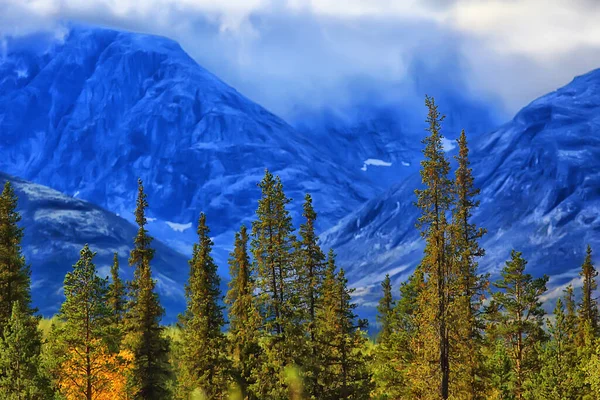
[578,244,598,341]
[177,213,228,399]
[486,250,548,400]
[251,169,296,335]
[0,182,33,327]
[0,301,47,399]
[124,179,170,399]
[315,251,372,399]
[46,244,126,399]
[296,193,327,398]
[530,297,579,399]
[411,95,454,399]
[108,252,126,327]
[250,170,298,397]
[376,274,394,343]
[225,225,261,399]
[450,130,488,398]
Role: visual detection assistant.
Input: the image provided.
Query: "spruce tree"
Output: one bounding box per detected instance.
[296,193,326,398]
[315,251,372,399]
[0,301,47,399]
[450,129,488,398]
[486,250,548,400]
[578,244,598,341]
[411,95,454,399]
[177,212,228,399]
[251,169,296,335]
[108,252,126,327]
[124,179,170,399]
[46,244,122,399]
[251,170,298,397]
[530,297,579,399]
[376,274,394,343]
[0,182,32,326]
[226,225,261,399]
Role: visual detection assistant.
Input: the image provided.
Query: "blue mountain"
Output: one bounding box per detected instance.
[321,68,600,313]
[0,27,377,263]
[0,172,188,319]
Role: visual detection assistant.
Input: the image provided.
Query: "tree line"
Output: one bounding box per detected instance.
[0,96,598,399]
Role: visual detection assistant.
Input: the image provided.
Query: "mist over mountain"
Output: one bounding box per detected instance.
[321,68,600,311]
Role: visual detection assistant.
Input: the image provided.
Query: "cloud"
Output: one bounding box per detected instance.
[1,0,600,119]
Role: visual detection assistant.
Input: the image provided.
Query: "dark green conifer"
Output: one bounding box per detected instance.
[250,170,298,397]
[0,301,47,399]
[315,251,372,400]
[295,193,327,398]
[486,250,548,400]
[578,245,598,341]
[450,129,488,398]
[411,95,454,399]
[177,213,228,399]
[124,179,170,399]
[46,244,117,400]
[376,274,394,343]
[108,252,126,327]
[226,225,261,399]
[0,182,33,326]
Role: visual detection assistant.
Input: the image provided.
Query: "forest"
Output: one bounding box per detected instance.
[1,97,599,400]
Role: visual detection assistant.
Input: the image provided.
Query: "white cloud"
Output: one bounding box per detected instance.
[1,0,600,117]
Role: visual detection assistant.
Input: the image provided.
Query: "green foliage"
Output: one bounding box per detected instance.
[108,252,126,328]
[0,301,48,399]
[578,245,599,342]
[0,182,33,326]
[225,225,261,399]
[486,250,548,400]
[315,252,373,400]
[176,213,228,399]
[44,244,124,399]
[124,179,171,400]
[376,274,394,344]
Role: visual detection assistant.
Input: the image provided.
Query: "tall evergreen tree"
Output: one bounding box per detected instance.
[177,213,228,399]
[412,95,454,399]
[251,169,296,336]
[226,225,261,400]
[450,130,488,398]
[486,250,548,400]
[46,245,123,399]
[376,274,394,343]
[296,193,327,398]
[315,251,372,400]
[0,182,32,326]
[578,244,598,341]
[530,297,580,399]
[108,252,126,327]
[251,170,298,397]
[0,301,47,399]
[124,179,170,399]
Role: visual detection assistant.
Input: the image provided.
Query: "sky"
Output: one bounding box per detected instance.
[2,0,600,121]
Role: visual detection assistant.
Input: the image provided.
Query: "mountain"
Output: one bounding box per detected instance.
[293,84,501,192]
[321,68,600,310]
[0,172,188,319]
[0,27,376,258]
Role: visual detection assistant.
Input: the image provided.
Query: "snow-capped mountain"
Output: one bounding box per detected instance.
[0,172,188,319]
[321,68,600,309]
[0,27,376,258]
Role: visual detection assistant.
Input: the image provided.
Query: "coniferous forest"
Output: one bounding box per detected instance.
[1,97,600,400]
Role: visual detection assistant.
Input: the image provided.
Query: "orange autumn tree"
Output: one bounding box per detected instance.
[46,245,129,399]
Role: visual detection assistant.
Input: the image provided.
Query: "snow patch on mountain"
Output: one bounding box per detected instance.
[361,158,393,171]
[166,221,192,233]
